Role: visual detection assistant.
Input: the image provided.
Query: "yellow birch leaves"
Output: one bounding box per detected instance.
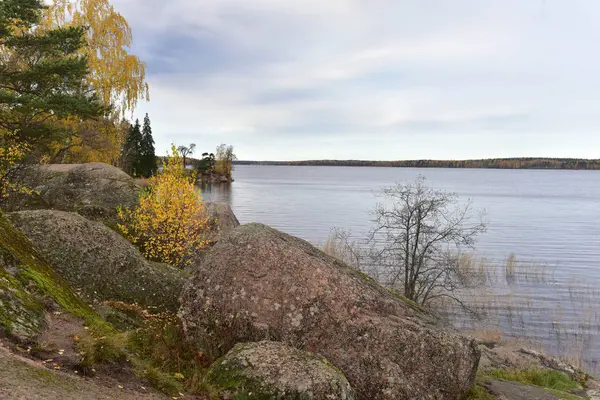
[41,0,149,114]
[118,146,210,268]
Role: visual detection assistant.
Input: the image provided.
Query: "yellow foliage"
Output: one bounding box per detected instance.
[118,146,210,267]
[40,0,149,115]
[47,117,129,165]
[0,130,33,199]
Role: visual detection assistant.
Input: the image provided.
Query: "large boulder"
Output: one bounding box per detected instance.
[179,223,480,400]
[0,212,108,343]
[4,163,140,226]
[8,210,186,312]
[206,341,356,399]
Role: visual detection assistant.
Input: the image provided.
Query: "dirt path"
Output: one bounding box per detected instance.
[0,345,169,400]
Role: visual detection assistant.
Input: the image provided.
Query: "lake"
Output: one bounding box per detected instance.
[202,165,600,372]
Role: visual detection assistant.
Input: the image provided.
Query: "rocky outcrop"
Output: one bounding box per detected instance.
[179,223,480,400]
[8,210,186,312]
[204,202,240,243]
[480,378,565,400]
[206,341,356,399]
[4,163,140,226]
[0,211,107,343]
[188,202,239,268]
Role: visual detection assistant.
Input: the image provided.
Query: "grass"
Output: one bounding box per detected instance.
[465,369,586,400]
[487,369,578,392]
[464,385,495,400]
[126,309,209,395]
[71,304,210,396]
[76,331,129,370]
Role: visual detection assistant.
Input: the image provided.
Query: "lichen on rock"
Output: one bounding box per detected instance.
[206,341,356,400]
[3,163,141,227]
[8,210,186,312]
[179,223,480,400]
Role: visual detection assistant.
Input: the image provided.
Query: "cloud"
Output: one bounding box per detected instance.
[113,0,600,160]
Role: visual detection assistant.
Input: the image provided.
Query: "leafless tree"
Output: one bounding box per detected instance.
[368,175,487,307]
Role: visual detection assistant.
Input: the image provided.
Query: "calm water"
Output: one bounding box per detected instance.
[203,165,600,370]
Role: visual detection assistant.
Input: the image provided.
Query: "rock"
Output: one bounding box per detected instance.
[179,223,480,400]
[476,341,593,383]
[0,344,169,400]
[481,378,564,400]
[8,210,186,312]
[206,341,356,400]
[0,264,45,342]
[204,202,240,243]
[3,163,140,227]
[0,212,106,343]
[188,202,239,268]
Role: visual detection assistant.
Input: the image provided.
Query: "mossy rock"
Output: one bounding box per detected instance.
[0,211,110,335]
[206,341,356,400]
[0,264,45,341]
[8,210,187,313]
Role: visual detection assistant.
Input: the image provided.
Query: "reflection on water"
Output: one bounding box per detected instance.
[203,165,600,373]
[199,182,233,204]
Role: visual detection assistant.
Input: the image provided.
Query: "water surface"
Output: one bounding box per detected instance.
[202,165,600,371]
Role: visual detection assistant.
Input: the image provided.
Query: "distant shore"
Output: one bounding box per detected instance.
[235,158,600,170]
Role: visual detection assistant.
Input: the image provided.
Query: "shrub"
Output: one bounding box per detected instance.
[118,145,210,267]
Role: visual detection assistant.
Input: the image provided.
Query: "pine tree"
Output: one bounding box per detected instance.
[120,119,143,177]
[139,113,157,178]
[0,0,105,157]
[0,0,105,199]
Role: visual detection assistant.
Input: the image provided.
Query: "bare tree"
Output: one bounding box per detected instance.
[368,176,487,307]
[178,143,196,168]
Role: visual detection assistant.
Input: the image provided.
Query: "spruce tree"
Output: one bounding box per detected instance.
[140,113,157,178]
[121,119,143,177]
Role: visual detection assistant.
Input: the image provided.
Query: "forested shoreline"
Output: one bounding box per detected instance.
[235,158,600,170]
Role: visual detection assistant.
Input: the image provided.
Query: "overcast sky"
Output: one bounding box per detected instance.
[112,0,600,161]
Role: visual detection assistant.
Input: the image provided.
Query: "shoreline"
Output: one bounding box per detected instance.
[234,158,600,171]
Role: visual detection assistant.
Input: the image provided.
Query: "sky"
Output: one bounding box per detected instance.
[111,0,600,161]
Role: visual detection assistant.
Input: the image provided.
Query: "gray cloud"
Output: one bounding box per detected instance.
[113,0,600,160]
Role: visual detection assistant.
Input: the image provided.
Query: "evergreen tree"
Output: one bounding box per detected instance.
[0,0,105,160]
[120,119,143,177]
[139,113,157,178]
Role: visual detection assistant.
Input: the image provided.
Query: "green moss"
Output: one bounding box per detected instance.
[487,369,578,392]
[385,287,427,312]
[0,265,44,340]
[205,356,275,400]
[0,212,111,335]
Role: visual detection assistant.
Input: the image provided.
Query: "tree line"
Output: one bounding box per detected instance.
[236,158,600,170]
[0,0,148,199]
